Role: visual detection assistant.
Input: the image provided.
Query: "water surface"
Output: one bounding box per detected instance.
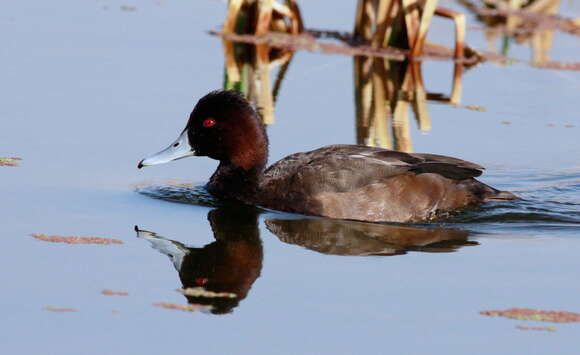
[2,1,580,354]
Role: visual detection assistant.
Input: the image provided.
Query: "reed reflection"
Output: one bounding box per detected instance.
[222,0,302,125]
[136,206,263,315]
[354,57,463,152]
[221,39,465,153]
[354,0,466,59]
[223,41,294,124]
[459,0,562,63]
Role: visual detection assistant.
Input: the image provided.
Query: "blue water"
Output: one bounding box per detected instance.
[1,1,580,354]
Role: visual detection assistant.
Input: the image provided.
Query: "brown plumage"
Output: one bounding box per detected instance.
[139,90,516,223]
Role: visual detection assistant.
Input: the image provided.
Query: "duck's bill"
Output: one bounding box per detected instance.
[138,129,194,169]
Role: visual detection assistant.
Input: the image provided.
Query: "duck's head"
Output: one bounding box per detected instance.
[138,90,268,171]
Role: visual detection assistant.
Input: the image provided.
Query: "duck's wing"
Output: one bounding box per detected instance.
[263,145,483,194]
[406,152,484,179]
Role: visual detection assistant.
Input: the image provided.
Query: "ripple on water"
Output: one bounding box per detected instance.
[136,183,222,208]
[451,169,580,233]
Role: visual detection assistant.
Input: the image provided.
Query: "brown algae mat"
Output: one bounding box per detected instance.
[31,234,123,245]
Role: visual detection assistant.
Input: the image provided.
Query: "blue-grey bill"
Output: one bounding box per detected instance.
[138,129,194,168]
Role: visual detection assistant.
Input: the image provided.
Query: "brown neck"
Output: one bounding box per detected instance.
[205,108,269,202]
[230,144,268,172]
[225,113,269,172]
[206,162,264,204]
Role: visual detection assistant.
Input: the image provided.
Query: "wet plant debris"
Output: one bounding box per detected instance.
[31,234,124,245]
[101,289,129,296]
[480,308,580,323]
[42,306,78,312]
[0,157,22,167]
[516,325,556,332]
[153,303,209,312]
[464,104,487,112]
[120,5,136,12]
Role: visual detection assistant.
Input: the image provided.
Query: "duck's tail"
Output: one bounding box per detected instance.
[483,189,519,202]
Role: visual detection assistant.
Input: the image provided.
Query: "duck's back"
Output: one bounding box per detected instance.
[257,145,514,222]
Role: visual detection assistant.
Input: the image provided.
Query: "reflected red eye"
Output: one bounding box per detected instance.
[203,118,216,128]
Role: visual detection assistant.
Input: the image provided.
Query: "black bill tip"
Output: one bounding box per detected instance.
[137,160,144,169]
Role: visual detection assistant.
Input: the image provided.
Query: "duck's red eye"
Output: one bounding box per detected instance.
[203,118,216,128]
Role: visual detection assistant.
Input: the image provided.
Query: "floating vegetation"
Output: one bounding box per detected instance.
[153,302,209,312]
[42,306,78,312]
[217,0,580,70]
[120,5,136,12]
[101,289,129,296]
[480,308,580,323]
[214,28,580,70]
[516,325,556,332]
[464,104,488,112]
[0,157,22,167]
[177,287,237,299]
[212,30,471,63]
[31,234,123,245]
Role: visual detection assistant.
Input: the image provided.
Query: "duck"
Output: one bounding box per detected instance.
[138,90,516,223]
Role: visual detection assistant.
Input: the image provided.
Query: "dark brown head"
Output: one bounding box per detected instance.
[138,90,269,171]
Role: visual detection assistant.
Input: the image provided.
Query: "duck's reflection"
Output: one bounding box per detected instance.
[266,217,475,256]
[136,207,263,315]
[137,200,477,314]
